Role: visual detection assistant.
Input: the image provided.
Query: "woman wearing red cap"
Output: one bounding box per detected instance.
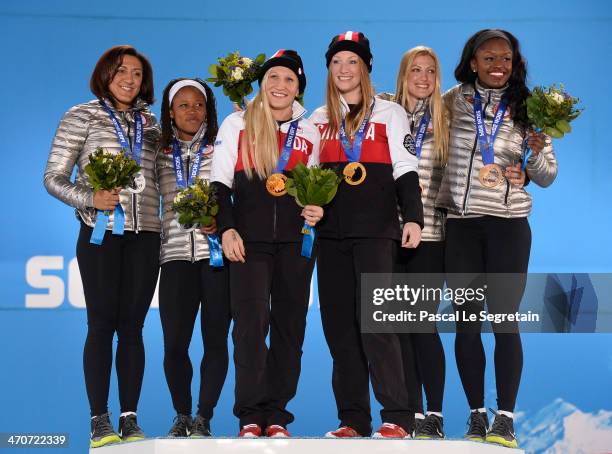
[310,31,424,439]
[211,49,322,438]
[437,29,557,448]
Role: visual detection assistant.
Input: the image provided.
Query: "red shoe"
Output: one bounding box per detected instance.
[325,426,360,438]
[373,423,409,438]
[265,425,290,438]
[238,424,262,438]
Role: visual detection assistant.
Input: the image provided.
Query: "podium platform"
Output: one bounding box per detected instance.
[93,437,525,453]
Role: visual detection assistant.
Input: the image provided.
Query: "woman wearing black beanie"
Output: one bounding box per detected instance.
[211,49,322,438]
[310,31,424,438]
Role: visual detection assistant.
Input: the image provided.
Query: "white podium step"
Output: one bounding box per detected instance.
[93,437,525,454]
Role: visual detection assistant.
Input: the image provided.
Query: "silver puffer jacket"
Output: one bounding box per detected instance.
[44,98,161,232]
[405,98,445,241]
[377,93,445,241]
[436,82,557,217]
[157,124,214,264]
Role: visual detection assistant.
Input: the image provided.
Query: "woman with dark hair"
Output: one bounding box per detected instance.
[157,78,230,438]
[436,29,557,448]
[310,31,424,439]
[211,50,322,438]
[44,45,160,448]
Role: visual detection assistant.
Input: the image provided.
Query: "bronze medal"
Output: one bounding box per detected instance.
[343,162,367,186]
[266,173,287,196]
[479,164,505,188]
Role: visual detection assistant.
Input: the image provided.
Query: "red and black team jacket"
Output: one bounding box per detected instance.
[309,97,424,240]
[211,101,320,243]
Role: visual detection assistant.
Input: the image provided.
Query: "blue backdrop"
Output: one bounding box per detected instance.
[1,1,611,453]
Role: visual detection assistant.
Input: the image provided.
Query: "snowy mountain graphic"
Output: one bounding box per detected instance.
[518,398,612,453]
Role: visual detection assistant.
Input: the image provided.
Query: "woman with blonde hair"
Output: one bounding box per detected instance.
[310,31,424,439]
[387,46,449,439]
[211,50,322,438]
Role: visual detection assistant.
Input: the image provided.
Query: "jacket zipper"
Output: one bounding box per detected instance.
[504,180,511,206]
[187,146,196,262]
[190,231,196,263]
[272,124,283,242]
[461,91,492,215]
[123,113,139,233]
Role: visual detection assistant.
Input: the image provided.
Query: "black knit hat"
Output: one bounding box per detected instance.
[258,49,307,94]
[325,31,373,72]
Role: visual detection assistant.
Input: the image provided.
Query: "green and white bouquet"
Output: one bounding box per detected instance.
[526,84,583,139]
[172,177,219,231]
[207,51,266,108]
[84,147,140,193]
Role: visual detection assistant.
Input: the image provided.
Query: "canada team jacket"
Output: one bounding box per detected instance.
[309,97,424,240]
[211,101,320,243]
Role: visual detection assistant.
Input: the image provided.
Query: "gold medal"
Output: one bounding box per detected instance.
[266,173,287,196]
[343,162,367,186]
[479,164,505,188]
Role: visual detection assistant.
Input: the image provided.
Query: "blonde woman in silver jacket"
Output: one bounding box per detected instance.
[381,46,450,440]
[43,45,161,448]
[436,29,557,449]
[156,78,230,438]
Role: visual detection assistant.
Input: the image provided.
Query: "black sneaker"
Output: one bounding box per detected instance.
[118,414,145,442]
[168,414,192,437]
[486,412,518,448]
[412,416,425,437]
[191,415,212,437]
[90,413,121,448]
[415,414,444,439]
[465,411,489,442]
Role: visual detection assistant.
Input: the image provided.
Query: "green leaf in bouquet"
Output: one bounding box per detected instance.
[210,204,219,216]
[296,184,308,208]
[178,212,194,225]
[199,215,213,227]
[544,126,564,138]
[255,53,266,65]
[556,119,571,133]
[208,64,218,78]
[286,179,298,198]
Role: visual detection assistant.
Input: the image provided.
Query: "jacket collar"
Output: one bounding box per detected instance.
[173,122,207,149]
[470,80,508,103]
[100,97,147,113]
[407,97,429,116]
[339,95,375,116]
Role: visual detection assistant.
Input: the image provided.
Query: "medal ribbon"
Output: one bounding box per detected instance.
[413,111,431,159]
[339,101,374,163]
[473,91,507,166]
[301,222,315,259]
[520,127,543,171]
[90,101,143,244]
[171,137,208,189]
[275,120,299,173]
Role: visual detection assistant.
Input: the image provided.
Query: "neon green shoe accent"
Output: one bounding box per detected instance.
[90,434,121,448]
[485,433,518,448]
[121,434,145,442]
[465,435,485,442]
